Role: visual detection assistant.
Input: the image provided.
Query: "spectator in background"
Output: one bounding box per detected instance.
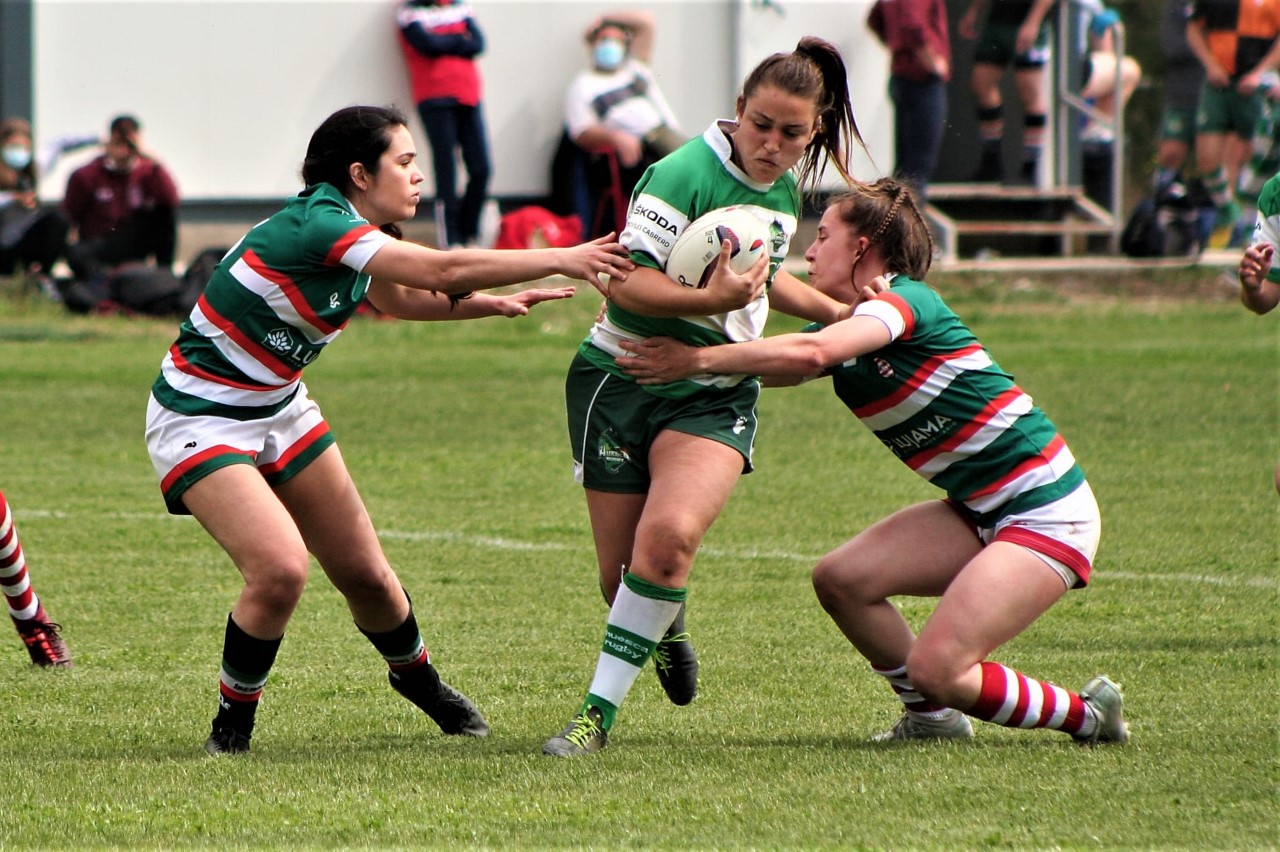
[959,0,1055,185]
[562,10,685,234]
[1153,0,1207,192]
[1077,5,1141,147]
[1185,0,1280,239]
[396,0,492,250]
[62,115,179,283]
[0,117,96,297]
[867,0,951,202]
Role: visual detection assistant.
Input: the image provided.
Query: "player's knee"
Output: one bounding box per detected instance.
[634,529,699,585]
[246,559,309,611]
[905,646,965,705]
[811,553,874,612]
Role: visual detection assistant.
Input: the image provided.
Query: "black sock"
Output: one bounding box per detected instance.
[213,614,281,734]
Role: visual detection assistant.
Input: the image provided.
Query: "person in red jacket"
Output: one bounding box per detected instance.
[396,0,492,249]
[61,115,180,283]
[867,0,952,201]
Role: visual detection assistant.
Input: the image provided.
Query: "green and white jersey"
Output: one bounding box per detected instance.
[151,182,392,419]
[828,276,1085,526]
[1252,172,1280,285]
[581,119,799,399]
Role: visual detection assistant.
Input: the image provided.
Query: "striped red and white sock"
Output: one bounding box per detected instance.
[969,661,1095,737]
[872,663,950,717]
[0,489,40,622]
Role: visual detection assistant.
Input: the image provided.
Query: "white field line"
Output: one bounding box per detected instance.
[18,511,1278,590]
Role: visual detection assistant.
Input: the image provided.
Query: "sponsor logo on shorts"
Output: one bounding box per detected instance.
[598,429,631,473]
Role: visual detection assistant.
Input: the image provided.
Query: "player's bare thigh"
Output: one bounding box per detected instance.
[627,429,743,587]
[814,500,981,603]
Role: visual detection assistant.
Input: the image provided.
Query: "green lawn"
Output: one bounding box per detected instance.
[0,276,1275,849]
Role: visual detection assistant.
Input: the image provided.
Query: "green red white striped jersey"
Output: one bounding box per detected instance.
[579,120,799,399]
[830,276,1086,526]
[151,183,392,419]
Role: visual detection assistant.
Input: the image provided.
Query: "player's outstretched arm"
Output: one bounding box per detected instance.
[616,314,893,384]
[366,280,576,321]
[364,234,632,297]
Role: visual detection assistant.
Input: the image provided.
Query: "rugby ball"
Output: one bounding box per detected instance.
[665,206,769,289]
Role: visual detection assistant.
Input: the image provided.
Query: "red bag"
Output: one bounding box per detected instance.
[495,206,583,250]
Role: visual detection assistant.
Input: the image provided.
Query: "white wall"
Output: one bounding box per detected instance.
[34,0,888,202]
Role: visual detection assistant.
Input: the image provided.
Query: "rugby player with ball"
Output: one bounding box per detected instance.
[546,36,866,757]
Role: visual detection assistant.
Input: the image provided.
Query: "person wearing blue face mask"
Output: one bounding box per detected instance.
[0,117,96,296]
[561,10,686,235]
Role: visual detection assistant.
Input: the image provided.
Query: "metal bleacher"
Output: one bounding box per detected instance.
[924,0,1127,264]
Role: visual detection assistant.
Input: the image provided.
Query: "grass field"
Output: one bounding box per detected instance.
[0,271,1275,849]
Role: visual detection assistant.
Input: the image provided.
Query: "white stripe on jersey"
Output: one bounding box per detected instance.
[339,229,392,273]
[912,392,1034,480]
[228,255,346,344]
[188,302,297,387]
[851,298,907,351]
[859,349,996,431]
[962,440,1077,515]
[159,352,299,408]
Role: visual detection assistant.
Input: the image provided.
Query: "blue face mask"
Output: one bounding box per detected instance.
[2,145,32,170]
[594,39,626,71]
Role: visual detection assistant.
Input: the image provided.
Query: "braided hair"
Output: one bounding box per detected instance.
[829,178,935,281]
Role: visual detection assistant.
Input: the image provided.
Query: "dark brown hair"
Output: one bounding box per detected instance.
[829,178,935,281]
[301,105,407,193]
[738,36,865,193]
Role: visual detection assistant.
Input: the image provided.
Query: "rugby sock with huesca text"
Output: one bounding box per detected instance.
[581,572,686,730]
[358,606,431,674]
[214,614,282,735]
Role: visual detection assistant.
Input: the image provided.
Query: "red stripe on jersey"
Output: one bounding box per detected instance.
[874,290,916,339]
[993,525,1092,585]
[323,223,379,268]
[241,248,342,336]
[903,386,1027,472]
[968,434,1066,499]
[853,342,987,419]
[168,344,279,391]
[160,444,258,494]
[197,294,301,382]
[257,422,331,476]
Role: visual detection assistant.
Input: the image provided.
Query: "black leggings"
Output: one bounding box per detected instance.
[65,206,177,281]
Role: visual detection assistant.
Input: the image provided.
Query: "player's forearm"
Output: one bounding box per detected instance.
[1240,280,1280,314]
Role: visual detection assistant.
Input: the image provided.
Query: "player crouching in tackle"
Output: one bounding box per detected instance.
[618,178,1129,746]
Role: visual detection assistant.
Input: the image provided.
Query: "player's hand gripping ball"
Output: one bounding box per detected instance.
[664,206,768,289]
